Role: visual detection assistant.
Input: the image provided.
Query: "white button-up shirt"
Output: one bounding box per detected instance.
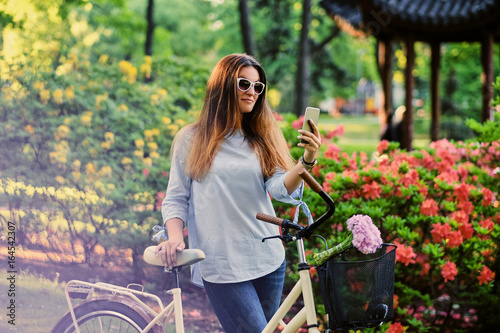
[162,128,302,286]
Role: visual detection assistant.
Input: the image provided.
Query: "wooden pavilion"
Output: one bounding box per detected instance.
[320,0,500,150]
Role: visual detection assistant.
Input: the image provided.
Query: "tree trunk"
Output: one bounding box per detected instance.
[238,0,255,55]
[377,37,395,142]
[145,0,155,56]
[295,0,312,116]
[132,249,146,283]
[403,35,415,151]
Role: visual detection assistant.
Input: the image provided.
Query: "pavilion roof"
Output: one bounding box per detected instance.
[320,0,500,42]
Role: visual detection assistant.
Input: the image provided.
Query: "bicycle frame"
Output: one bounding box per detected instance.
[259,169,335,333]
[64,238,321,333]
[263,238,320,333]
[60,170,334,333]
[64,279,185,333]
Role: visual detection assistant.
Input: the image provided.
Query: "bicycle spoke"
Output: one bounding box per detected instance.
[52,297,154,333]
[72,315,142,333]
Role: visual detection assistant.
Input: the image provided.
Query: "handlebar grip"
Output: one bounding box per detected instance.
[298,169,323,193]
[256,213,284,226]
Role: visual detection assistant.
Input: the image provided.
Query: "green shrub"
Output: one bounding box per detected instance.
[465,75,500,143]
[466,112,500,143]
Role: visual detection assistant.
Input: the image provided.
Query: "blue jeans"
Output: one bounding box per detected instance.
[203,260,286,333]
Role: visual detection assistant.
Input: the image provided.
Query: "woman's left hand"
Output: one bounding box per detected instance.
[297,119,321,161]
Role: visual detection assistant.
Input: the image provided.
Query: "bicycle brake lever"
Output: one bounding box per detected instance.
[262,227,296,243]
[262,235,282,242]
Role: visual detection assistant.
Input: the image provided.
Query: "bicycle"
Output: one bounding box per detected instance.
[52,170,395,333]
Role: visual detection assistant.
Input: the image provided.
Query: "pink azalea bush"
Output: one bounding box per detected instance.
[275,115,499,332]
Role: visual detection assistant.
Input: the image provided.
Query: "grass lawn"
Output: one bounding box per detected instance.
[0,269,68,332]
[318,114,381,155]
[318,114,431,155]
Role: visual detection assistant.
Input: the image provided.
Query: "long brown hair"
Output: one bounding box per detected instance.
[180,53,294,181]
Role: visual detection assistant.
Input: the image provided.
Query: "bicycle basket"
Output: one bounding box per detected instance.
[317,243,396,331]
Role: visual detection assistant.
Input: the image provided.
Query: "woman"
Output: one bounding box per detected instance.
[156,53,321,332]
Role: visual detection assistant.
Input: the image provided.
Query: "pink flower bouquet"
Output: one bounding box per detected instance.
[314,214,383,265]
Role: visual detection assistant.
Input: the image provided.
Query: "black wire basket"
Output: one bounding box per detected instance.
[317,243,397,331]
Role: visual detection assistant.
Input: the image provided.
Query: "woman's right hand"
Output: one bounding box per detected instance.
[155,218,185,268]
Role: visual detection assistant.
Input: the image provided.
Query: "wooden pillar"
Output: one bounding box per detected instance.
[403,34,415,150]
[481,30,494,122]
[430,41,441,141]
[377,37,393,139]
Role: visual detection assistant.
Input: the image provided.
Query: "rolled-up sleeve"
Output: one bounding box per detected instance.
[161,130,192,226]
[264,168,304,204]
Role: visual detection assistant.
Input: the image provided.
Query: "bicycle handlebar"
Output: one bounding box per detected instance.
[297,169,322,193]
[256,212,304,231]
[256,169,336,240]
[255,213,284,226]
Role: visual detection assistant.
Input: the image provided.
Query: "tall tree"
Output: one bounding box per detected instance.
[295,0,312,116]
[238,0,255,55]
[145,0,155,56]
[0,12,15,53]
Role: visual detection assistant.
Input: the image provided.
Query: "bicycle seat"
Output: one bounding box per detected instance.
[143,246,205,267]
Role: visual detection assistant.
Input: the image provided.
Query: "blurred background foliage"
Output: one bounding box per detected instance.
[0,0,498,286]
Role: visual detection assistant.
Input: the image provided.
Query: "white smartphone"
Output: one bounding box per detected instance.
[301,107,320,143]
